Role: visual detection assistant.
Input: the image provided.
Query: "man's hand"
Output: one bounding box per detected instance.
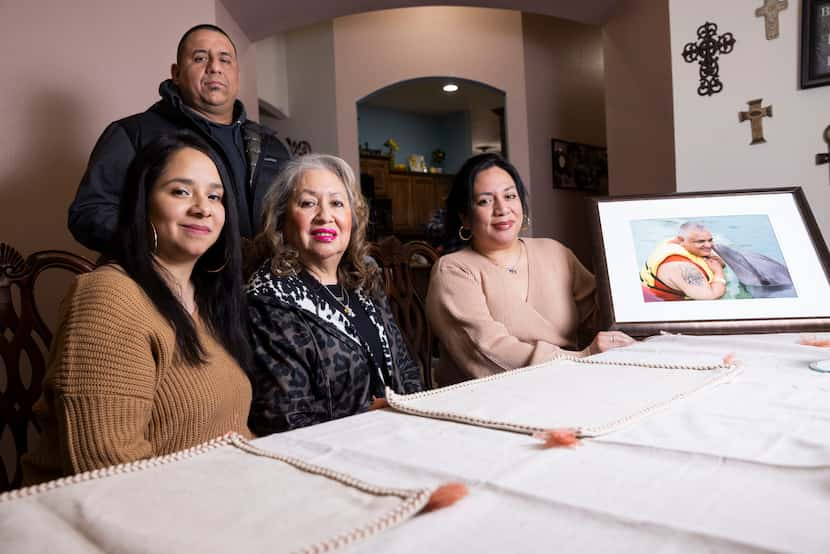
[705,254,726,272]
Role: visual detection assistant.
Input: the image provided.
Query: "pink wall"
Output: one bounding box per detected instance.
[603,0,676,196]
[332,7,530,198]
[0,0,223,259]
[522,13,606,267]
[0,0,259,337]
[216,0,259,121]
[221,0,620,39]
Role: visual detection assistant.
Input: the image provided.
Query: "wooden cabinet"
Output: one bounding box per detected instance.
[359,155,390,198]
[388,173,412,233]
[387,172,452,235]
[360,156,451,237]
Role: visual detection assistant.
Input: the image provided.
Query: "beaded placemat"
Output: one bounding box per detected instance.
[0,433,433,554]
[388,352,741,438]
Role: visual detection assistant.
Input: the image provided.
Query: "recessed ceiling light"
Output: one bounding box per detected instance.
[443,83,459,93]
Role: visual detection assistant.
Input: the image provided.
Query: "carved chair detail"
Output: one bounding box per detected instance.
[368,237,439,389]
[0,243,94,491]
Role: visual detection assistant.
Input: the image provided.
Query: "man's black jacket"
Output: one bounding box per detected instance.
[68,80,291,252]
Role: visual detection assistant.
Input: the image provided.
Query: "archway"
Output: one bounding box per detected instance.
[356,77,505,242]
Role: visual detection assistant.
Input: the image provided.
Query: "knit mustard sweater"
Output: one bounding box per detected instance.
[23,267,253,485]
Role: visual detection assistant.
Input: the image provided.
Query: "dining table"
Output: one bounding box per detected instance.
[2,332,829,553]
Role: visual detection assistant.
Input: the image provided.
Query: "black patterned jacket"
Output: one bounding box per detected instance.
[246,264,423,435]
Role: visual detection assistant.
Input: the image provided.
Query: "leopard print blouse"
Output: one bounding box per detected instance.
[246,262,423,434]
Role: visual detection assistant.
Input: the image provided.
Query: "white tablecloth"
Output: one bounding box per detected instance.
[254,333,830,553]
[3,334,829,553]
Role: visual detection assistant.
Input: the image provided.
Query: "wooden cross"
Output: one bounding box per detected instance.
[738,99,772,145]
[817,125,830,186]
[755,0,788,40]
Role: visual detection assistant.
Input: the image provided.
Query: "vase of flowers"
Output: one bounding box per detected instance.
[431,148,446,173]
[384,138,400,169]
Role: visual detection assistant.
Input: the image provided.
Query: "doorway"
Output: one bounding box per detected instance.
[356,77,506,244]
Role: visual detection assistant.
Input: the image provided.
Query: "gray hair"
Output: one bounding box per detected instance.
[258,153,377,290]
[678,221,709,239]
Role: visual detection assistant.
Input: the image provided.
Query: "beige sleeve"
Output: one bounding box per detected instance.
[568,250,600,347]
[427,262,564,379]
[49,274,160,474]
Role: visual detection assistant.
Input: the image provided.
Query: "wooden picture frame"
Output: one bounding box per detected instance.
[800,0,830,89]
[588,187,830,337]
[551,139,607,193]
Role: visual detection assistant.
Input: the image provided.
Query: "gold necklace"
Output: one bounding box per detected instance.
[321,282,355,317]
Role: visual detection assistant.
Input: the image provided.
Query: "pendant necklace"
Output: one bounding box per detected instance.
[322,282,355,318]
[503,240,524,274]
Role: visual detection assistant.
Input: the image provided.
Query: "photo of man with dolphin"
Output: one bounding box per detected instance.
[633,215,796,302]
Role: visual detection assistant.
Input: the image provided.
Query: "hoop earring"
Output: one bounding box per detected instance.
[150,223,158,253]
[458,226,473,241]
[204,257,228,273]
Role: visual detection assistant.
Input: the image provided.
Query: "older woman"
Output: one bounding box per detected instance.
[427,153,634,387]
[24,131,252,484]
[246,154,422,434]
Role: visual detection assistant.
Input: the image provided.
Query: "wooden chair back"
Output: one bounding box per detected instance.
[0,242,94,490]
[368,237,439,389]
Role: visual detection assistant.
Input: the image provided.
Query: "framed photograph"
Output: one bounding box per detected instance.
[408,154,426,173]
[588,187,830,337]
[800,0,830,88]
[551,139,608,193]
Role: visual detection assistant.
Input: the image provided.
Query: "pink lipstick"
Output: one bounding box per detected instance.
[311,228,338,243]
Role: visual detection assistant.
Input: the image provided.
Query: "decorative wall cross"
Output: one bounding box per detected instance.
[816,125,830,166]
[738,99,773,145]
[755,0,788,40]
[818,125,830,187]
[682,22,736,96]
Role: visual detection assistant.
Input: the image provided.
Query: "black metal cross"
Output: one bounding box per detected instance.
[682,22,737,96]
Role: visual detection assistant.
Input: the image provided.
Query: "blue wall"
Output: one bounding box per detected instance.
[357,104,470,174]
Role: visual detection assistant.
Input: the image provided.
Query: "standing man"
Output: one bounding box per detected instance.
[69,24,291,253]
[640,222,727,301]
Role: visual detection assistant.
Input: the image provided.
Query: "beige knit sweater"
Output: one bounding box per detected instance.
[23,266,252,485]
[426,238,598,386]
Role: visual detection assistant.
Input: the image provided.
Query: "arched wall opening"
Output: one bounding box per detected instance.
[356,76,506,242]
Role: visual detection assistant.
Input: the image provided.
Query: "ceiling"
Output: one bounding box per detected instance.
[359,78,505,115]
[220,0,621,40]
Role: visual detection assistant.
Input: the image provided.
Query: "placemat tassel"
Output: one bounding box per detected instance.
[421,483,468,512]
[532,428,580,448]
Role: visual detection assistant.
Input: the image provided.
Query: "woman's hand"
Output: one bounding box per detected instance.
[587,331,636,355]
[369,396,389,410]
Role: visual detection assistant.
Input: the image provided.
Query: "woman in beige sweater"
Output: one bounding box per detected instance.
[427,153,634,387]
[24,131,252,484]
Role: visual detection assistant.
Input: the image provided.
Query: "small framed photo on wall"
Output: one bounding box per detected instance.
[551,139,608,193]
[801,0,830,88]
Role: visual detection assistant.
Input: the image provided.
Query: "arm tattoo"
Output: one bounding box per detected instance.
[680,265,706,287]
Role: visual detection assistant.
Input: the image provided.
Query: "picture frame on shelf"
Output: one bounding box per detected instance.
[551,139,607,193]
[408,154,426,173]
[588,187,830,337]
[800,0,830,88]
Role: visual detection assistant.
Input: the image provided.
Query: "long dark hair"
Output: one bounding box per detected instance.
[443,153,529,251]
[109,131,251,371]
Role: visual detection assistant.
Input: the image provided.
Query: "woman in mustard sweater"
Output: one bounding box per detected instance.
[427,153,634,387]
[23,131,253,484]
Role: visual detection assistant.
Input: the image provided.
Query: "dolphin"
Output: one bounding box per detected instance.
[714,243,796,299]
